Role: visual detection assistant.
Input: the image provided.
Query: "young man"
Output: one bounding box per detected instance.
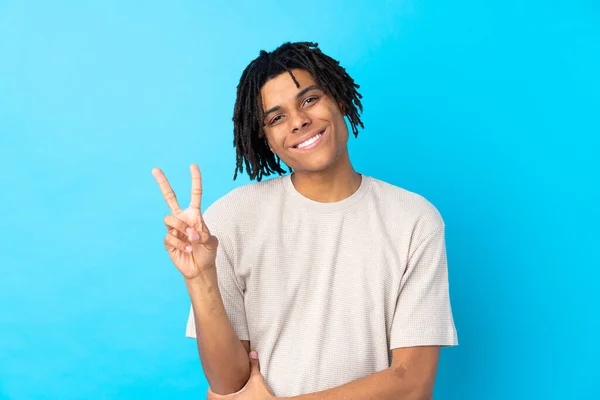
[152,42,458,399]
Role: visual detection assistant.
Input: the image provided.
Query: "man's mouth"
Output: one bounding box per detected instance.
[293,129,326,150]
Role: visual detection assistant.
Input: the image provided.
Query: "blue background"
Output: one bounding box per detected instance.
[1,1,598,399]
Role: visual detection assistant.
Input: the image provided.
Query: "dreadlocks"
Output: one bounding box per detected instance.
[232,41,364,181]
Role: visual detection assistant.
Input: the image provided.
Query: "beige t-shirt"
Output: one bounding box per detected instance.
[186,173,458,397]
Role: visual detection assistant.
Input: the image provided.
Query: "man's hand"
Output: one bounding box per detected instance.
[152,164,219,280]
[207,352,275,400]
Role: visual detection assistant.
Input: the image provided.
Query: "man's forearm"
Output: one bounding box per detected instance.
[279,367,429,400]
[186,267,250,395]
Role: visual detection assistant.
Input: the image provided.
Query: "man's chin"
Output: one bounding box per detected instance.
[281,154,343,176]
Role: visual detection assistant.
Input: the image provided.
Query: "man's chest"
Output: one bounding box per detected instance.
[234,211,410,335]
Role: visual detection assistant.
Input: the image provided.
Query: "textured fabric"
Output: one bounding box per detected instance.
[186,173,458,397]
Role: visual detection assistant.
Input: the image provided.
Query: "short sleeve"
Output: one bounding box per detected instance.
[185,205,250,341]
[389,223,458,349]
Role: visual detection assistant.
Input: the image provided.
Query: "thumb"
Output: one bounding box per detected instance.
[194,215,219,251]
[188,225,218,252]
[249,351,261,376]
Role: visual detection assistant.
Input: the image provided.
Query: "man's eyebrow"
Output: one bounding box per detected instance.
[295,84,321,100]
[263,85,323,120]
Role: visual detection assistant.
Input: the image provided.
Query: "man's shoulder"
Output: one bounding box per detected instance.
[203,175,285,224]
[368,176,444,228]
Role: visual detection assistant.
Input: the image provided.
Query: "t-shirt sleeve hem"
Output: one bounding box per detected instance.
[184,320,250,342]
[390,329,458,349]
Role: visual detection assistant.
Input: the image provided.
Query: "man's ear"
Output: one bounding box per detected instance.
[337,101,346,115]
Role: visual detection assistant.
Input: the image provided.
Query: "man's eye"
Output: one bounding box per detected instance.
[270,115,283,125]
[304,96,319,105]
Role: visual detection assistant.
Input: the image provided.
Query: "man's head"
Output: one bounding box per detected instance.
[232,42,364,181]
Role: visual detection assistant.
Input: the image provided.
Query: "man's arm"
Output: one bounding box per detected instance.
[186,269,251,394]
[280,346,440,400]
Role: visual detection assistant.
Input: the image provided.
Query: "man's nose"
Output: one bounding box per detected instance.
[291,111,311,132]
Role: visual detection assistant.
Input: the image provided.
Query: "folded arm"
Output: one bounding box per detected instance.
[279,346,440,400]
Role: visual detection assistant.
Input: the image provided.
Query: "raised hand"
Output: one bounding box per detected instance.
[152,164,219,280]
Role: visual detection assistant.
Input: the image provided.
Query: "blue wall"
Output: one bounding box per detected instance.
[1,1,598,399]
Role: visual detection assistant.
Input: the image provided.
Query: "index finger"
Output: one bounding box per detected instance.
[189,164,202,211]
[152,167,182,214]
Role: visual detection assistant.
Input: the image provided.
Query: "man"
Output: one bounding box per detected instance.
[152,41,458,399]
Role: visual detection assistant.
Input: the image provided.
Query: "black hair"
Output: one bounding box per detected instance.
[232,41,364,181]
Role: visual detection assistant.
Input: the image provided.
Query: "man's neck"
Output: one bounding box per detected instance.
[290,164,362,203]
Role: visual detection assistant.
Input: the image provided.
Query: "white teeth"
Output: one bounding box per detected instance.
[296,132,322,149]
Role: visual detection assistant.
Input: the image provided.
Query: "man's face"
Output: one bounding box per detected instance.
[260,69,349,174]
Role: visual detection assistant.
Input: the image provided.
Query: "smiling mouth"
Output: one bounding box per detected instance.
[293,129,326,150]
